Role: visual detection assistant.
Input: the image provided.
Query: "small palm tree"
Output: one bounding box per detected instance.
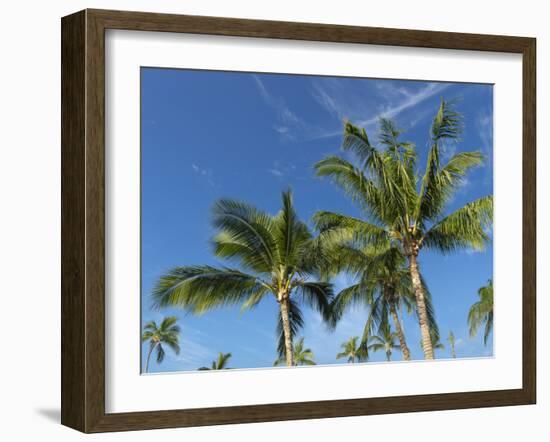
[141,316,181,373]
[152,190,333,367]
[198,352,232,370]
[315,100,493,359]
[448,330,457,358]
[468,279,493,345]
[274,337,316,366]
[368,324,400,362]
[336,336,368,363]
[328,246,437,361]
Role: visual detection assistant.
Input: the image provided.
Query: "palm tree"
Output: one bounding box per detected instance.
[152,190,333,367]
[198,352,232,370]
[419,329,445,352]
[274,337,316,366]
[447,330,457,358]
[141,316,181,373]
[315,100,493,359]
[336,336,368,363]
[328,246,437,361]
[468,279,493,345]
[367,324,400,361]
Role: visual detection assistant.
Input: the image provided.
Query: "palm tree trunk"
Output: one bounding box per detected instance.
[386,351,391,362]
[144,342,158,373]
[408,253,435,359]
[390,303,411,361]
[279,298,294,366]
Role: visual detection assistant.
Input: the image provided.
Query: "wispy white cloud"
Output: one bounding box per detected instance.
[252,74,303,140]
[311,80,451,139]
[440,139,458,162]
[477,109,493,155]
[171,334,214,367]
[191,163,215,187]
[267,160,296,179]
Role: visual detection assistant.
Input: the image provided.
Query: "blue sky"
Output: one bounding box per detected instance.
[140,68,493,373]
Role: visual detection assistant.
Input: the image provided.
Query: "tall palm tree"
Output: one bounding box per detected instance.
[367,324,400,362]
[419,329,445,352]
[152,190,333,367]
[468,279,494,345]
[274,337,316,366]
[329,246,437,361]
[198,352,232,370]
[336,336,368,363]
[448,330,457,358]
[141,316,181,373]
[315,101,493,359]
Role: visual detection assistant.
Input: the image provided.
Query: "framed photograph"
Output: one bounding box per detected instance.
[61,9,536,433]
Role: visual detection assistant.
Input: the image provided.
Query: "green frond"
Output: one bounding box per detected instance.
[155,344,165,364]
[422,196,493,253]
[314,156,385,222]
[293,281,334,322]
[468,279,493,345]
[417,151,484,224]
[313,211,389,251]
[212,198,278,269]
[274,336,315,366]
[276,299,304,358]
[141,331,154,341]
[341,121,374,164]
[152,265,267,314]
[272,189,313,270]
[431,99,463,143]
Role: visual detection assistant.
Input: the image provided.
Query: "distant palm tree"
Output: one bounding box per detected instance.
[315,100,493,359]
[336,336,368,363]
[368,325,400,361]
[198,352,232,370]
[152,190,333,367]
[141,316,181,373]
[448,330,457,358]
[274,337,316,366]
[328,246,438,361]
[468,279,493,345]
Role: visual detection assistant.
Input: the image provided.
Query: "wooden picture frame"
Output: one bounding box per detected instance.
[61,8,536,433]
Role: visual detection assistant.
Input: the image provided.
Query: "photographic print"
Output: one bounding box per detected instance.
[140,68,494,374]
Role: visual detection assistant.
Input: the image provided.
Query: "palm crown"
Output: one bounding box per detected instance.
[448,330,457,358]
[315,100,493,359]
[274,337,316,366]
[328,245,438,361]
[152,190,334,366]
[367,324,401,361]
[141,316,181,373]
[199,352,232,370]
[336,336,368,363]
[468,279,493,345]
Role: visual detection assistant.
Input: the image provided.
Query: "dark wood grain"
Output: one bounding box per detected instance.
[61,10,86,431]
[522,38,537,402]
[61,8,537,433]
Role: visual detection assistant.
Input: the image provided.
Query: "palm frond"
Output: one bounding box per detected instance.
[272,189,312,270]
[417,151,484,224]
[293,281,334,322]
[314,156,385,222]
[422,196,493,253]
[212,198,278,270]
[152,265,267,314]
[155,344,165,363]
[276,299,304,358]
[313,211,389,251]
